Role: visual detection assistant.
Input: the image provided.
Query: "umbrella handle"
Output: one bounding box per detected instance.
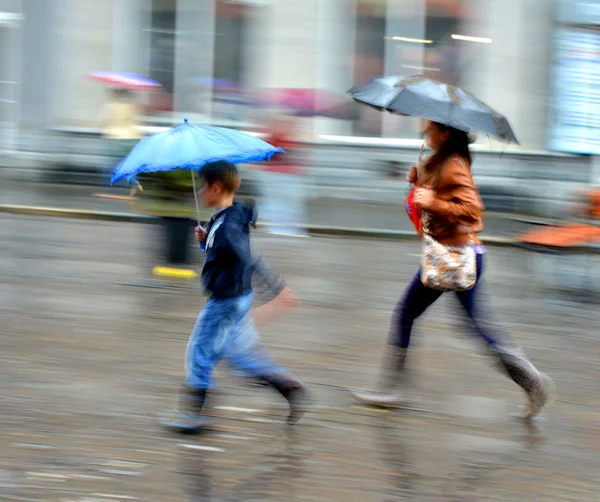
[190,169,202,228]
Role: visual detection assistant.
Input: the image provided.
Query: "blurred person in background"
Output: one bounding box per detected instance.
[352,121,555,421]
[100,89,143,197]
[256,115,306,236]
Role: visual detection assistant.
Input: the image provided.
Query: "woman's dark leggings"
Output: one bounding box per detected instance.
[388,254,510,350]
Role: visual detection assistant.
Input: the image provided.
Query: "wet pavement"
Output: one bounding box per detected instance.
[1,215,599,501]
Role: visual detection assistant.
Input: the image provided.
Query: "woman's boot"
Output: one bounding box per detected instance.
[350,345,408,407]
[497,346,555,420]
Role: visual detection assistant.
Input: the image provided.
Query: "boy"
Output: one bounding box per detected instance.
[162,161,309,433]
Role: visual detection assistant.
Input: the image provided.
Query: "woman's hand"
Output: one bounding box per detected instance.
[414,186,436,210]
[407,166,418,184]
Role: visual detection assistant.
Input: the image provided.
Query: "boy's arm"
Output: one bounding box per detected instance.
[252,252,286,300]
[251,251,300,324]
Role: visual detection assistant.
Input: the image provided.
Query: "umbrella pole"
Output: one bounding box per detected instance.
[190,169,202,228]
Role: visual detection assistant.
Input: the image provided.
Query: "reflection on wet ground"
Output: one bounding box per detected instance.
[1,216,599,501]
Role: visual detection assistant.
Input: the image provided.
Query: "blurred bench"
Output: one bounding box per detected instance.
[515,189,600,298]
[518,223,600,248]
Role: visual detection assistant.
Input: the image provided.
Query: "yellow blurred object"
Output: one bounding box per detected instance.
[152,267,198,280]
[351,405,389,413]
[101,101,143,140]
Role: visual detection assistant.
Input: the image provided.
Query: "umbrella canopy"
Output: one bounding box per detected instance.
[111,119,283,185]
[90,71,162,92]
[258,88,353,119]
[349,75,518,143]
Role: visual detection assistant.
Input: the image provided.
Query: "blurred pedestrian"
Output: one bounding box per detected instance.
[257,116,306,236]
[100,89,143,197]
[161,161,309,434]
[352,121,555,421]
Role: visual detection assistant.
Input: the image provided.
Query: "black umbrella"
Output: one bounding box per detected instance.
[349,75,518,144]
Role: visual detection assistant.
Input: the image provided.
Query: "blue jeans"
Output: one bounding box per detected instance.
[185,293,285,390]
[388,253,512,350]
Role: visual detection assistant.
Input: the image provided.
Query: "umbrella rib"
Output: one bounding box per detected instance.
[447,85,461,106]
[460,88,517,142]
[393,74,429,89]
[445,85,462,129]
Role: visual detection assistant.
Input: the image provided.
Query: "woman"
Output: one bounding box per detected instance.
[352,121,555,421]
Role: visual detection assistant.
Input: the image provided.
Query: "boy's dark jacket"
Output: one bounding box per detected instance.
[200,203,257,299]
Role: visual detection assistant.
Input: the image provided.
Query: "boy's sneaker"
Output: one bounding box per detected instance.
[261,374,311,425]
[160,412,211,434]
[160,387,209,434]
[284,385,312,425]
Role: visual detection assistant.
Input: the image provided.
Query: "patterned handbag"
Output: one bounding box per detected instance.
[420,232,477,291]
[419,157,477,291]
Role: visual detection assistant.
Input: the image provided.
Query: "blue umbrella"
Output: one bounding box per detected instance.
[111,119,283,223]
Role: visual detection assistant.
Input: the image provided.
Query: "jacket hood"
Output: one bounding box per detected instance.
[228,202,257,228]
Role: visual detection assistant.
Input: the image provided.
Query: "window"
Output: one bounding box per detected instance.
[351,0,487,138]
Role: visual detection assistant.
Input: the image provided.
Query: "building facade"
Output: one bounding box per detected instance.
[1,0,596,152]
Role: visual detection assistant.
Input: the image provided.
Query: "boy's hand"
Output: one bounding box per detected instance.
[253,287,300,324]
[278,286,300,309]
[195,226,207,243]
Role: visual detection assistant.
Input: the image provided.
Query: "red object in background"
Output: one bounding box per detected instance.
[587,190,600,219]
[405,186,422,235]
[518,223,600,248]
[145,91,173,114]
[258,89,351,119]
[258,135,302,175]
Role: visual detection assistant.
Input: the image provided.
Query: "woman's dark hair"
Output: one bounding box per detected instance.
[424,122,474,173]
